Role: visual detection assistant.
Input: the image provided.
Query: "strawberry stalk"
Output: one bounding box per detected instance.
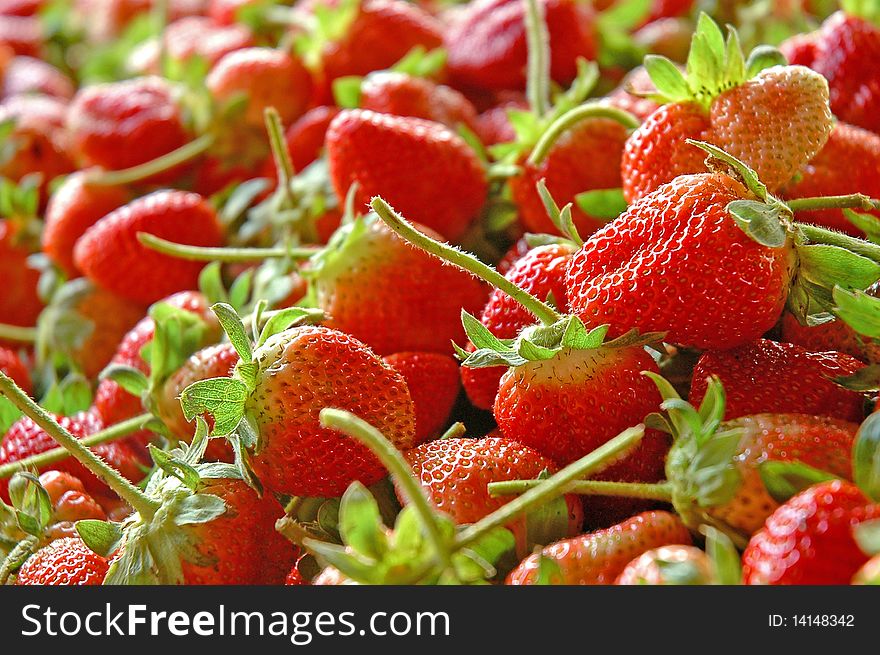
[0,412,152,480]
[489,478,674,501]
[454,425,646,549]
[797,223,880,264]
[524,0,551,117]
[137,232,319,262]
[788,193,880,213]
[371,197,562,325]
[0,323,37,343]
[264,107,297,205]
[84,134,215,187]
[527,104,640,167]
[0,372,160,518]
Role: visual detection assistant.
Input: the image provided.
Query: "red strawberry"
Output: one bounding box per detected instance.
[783,122,880,235]
[461,243,573,411]
[401,436,583,552]
[42,172,130,278]
[689,339,867,422]
[743,480,880,585]
[615,545,716,585]
[0,219,43,332]
[510,114,630,236]
[0,94,74,186]
[311,213,488,356]
[506,510,691,585]
[359,72,480,134]
[15,537,109,585]
[207,47,312,130]
[280,105,339,174]
[73,190,225,305]
[129,16,253,73]
[285,562,309,585]
[0,345,30,394]
[383,352,460,440]
[66,76,190,174]
[2,55,74,100]
[604,66,662,123]
[326,109,488,241]
[621,18,833,202]
[0,15,41,57]
[0,410,147,502]
[781,311,880,365]
[444,0,597,92]
[157,342,239,461]
[565,173,795,350]
[474,98,527,147]
[780,11,880,135]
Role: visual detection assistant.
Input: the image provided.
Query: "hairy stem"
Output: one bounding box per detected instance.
[797,222,880,264]
[524,0,551,117]
[528,104,640,166]
[787,194,880,214]
[84,134,214,187]
[137,232,318,262]
[489,478,674,500]
[0,324,37,343]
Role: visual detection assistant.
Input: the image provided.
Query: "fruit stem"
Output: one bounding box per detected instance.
[488,478,674,500]
[371,197,562,325]
[0,323,37,343]
[796,222,880,264]
[524,0,551,117]
[264,107,297,204]
[528,104,640,167]
[454,425,645,550]
[0,412,152,480]
[787,194,880,214]
[84,134,215,187]
[0,372,160,518]
[319,408,452,568]
[137,232,319,262]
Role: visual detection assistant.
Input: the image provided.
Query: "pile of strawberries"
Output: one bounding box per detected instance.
[1,0,880,586]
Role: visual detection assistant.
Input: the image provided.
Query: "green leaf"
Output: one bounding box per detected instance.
[835,364,880,392]
[533,553,564,585]
[561,318,608,350]
[149,445,202,491]
[179,377,247,436]
[537,179,582,244]
[855,519,880,556]
[688,429,743,507]
[198,263,227,306]
[103,537,160,585]
[575,188,628,222]
[843,210,880,244]
[100,365,149,397]
[833,286,880,339]
[461,310,509,353]
[211,303,253,363]
[76,520,125,557]
[0,396,21,434]
[701,525,741,585]
[172,493,227,526]
[391,46,447,78]
[798,245,880,292]
[643,55,690,102]
[332,76,362,109]
[257,307,323,347]
[338,482,388,560]
[9,473,52,537]
[759,460,839,504]
[228,269,253,311]
[746,45,788,78]
[726,200,787,248]
[688,140,768,201]
[855,412,880,502]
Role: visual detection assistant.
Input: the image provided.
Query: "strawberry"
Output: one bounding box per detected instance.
[474,98,527,147]
[783,122,880,236]
[157,342,239,461]
[183,317,419,498]
[615,545,717,585]
[0,94,74,186]
[780,311,880,365]
[15,537,109,585]
[326,109,488,241]
[278,105,339,174]
[66,76,191,175]
[565,173,795,350]
[0,219,43,333]
[743,480,880,584]
[2,55,74,100]
[206,47,313,130]
[358,72,480,134]
[401,436,583,553]
[444,0,597,92]
[0,345,30,394]
[37,280,146,380]
[310,213,489,356]
[41,171,131,278]
[780,10,880,135]
[604,66,661,123]
[0,411,147,502]
[506,510,691,585]
[689,339,867,422]
[383,352,460,440]
[285,561,309,585]
[0,15,41,57]
[461,243,573,411]
[621,15,833,203]
[73,190,225,306]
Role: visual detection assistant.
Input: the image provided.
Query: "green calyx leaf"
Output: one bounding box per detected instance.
[211,302,253,363]
[833,286,880,339]
[76,520,125,558]
[854,412,880,503]
[575,188,628,223]
[687,139,771,202]
[700,525,742,585]
[841,0,880,24]
[835,364,880,392]
[538,179,582,246]
[532,552,565,585]
[758,460,839,504]
[146,300,217,390]
[790,252,880,326]
[148,445,202,492]
[844,210,880,244]
[727,200,788,248]
[293,0,360,70]
[100,365,149,398]
[797,245,880,294]
[332,76,362,109]
[855,519,880,556]
[179,377,248,436]
[9,472,52,538]
[390,46,447,79]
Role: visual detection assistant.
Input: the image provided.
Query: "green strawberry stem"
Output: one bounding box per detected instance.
[527,104,640,167]
[0,323,37,343]
[370,197,562,325]
[454,425,645,550]
[0,412,152,480]
[797,222,880,264]
[524,0,551,117]
[84,134,215,187]
[264,107,297,203]
[488,478,674,500]
[318,408,453,568]
[787,194,880,213]
[0,372,160,517]
[137,232,319,262]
